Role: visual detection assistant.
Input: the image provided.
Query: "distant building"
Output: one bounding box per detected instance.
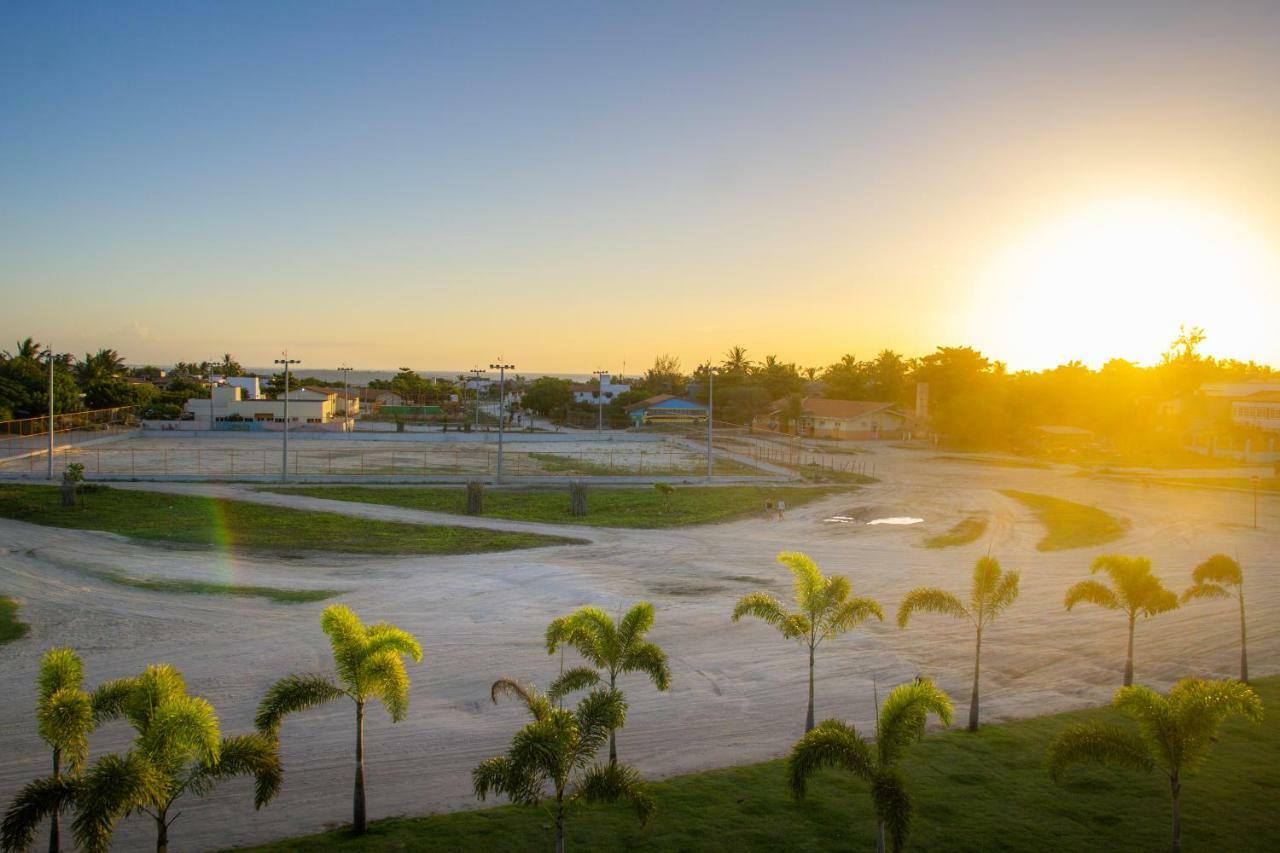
[624,394,707,425]
[1232,391,1280,433]
[573,373,631,405]
[754,397,908,440]
[225,376,261,400]
[181,386,348,429]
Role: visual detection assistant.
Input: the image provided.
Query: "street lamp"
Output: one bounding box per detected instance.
[490,361,515,482]
[274,356,300,481]
[338,365,354,430]
[44,347,54,480]
[469,368,486,431]
[208,358,220,436]
[593,368,606,432]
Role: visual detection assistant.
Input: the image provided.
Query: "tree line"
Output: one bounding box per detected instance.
[2,550,1258,853]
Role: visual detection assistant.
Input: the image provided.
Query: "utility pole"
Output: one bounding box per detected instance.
[338,365,353,430]
[490,361,514,483]
[46,346,54,480]
[208,359,220,436]
[274,356,300,481]
[706,364,715,481]
[594,368,606,432]
[469,368,486,430]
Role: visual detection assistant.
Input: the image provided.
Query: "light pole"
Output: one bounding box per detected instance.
[469,368,486,430]
[338,365,353,430]
[274,356,300,481]
[45,347,54,480]
[490,361,514,482]
[706,364,715,481]
[208,359,220,436]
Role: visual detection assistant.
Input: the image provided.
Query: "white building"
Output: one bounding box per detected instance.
[182,386,351,429]
[1232,391,1280,433]
[573,373,631,405]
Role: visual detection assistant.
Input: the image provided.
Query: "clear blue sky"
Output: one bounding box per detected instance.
[4,1,1279,371]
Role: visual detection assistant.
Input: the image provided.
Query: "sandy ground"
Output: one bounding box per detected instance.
[1,448,1276,851]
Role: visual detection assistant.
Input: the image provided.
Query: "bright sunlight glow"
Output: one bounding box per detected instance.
[967,198,1279,369]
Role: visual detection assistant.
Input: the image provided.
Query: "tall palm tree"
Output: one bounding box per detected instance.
[1046,677,1262,853]
[255,604,422,834]
[732,551,884,731]
[722,346,752,375]
[897,556,1020,731]
[545,602,671,763]
[3,664,280,853]
[788,678,954,853]
[1064,555,1177,686]
[474,679,653,853]
[1181,554,1249,681]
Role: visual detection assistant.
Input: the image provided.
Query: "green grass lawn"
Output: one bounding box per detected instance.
[0,595,30,645]
[260,485,855,528]
[999,489,1128,551]
[922,514,989,549]
[237,677,1280,852]
[85,568,341,604]
[0,485,580,554]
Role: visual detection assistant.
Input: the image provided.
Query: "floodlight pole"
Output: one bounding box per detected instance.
[338,365,353,429]
[706,365,715,481]
[46,347,54,480]
[209,359,219,436]
[490,361,514,483]
[275,356,300,481]
[469,368,486,430]
[594,368,606,432]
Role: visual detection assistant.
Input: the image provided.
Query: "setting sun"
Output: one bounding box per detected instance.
[970,198,1279,368]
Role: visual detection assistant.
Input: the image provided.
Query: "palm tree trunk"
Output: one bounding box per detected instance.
[353,700,367,833]
[968,627,982,731]
[1124,614,1136,686]
[805,642,816,732]
[155,810,168,853]
[1169,775,1181,853]
[1238,589,1248,682]
[609,673,618,764]
[876,820,886,853]
[48,748,60,853]
[555,796,566,853]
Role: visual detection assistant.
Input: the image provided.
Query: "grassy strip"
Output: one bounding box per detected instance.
[0,485,580,554]
[85,569,340,603]
[527,452,762,477]
[922,514,989,549]
[0,596,30,645]
[261,485,853,529]
[934,455,1050,469]
[238,677,1279,852]
[999,489,1127,551]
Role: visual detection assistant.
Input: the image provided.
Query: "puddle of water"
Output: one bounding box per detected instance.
[823,515,859,524]
[866,517,924,526]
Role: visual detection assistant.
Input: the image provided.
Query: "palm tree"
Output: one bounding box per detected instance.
[545,602,671,763]
[732,551,884,731]
[788,678,954,853]
[1046,678,1262,853]
[1064,555,1178,686]
[897,556,1020,730]
[474,679,653,853]
[3,664,280,853]
[1181,554,1249,681]
[722,346,752,375]
[255,604,422,834]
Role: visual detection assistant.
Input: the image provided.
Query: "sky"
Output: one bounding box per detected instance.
[3,1,1280,374]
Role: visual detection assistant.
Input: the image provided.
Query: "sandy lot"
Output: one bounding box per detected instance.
[1,448,1276,850]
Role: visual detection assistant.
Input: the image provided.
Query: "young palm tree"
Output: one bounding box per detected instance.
[732,551,884,731]
[474,679,653,853]
[1181,554,1249,681]
[3,664,280,853]
[32,648,94,853]
[788,678,954,853]
[1046,677,1262,853]
[1064,555,1178,686]
[897,556,1020,731]
[545,602,671,763]
[255,604,422,834]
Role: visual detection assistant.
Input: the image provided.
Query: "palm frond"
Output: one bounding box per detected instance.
[473,754,543,806]
[1191,554,1242,587]
[562,607,618,667]
[574,762,655,825]
[778,551,824,612]
[361,651,412,721]
[138,693,221,768]
[1167,678,1264,772]
[617,602,656,650]
[125,664,189,731]
[574,688,627,758]
[787,718,874,798]
[1139,583,1179,618]
[548,667,603,703]
[971,556,1002,603]
[254,673,345,734]
[1063,579,1119,612]
[37,647,84,702]
[89,677,135,725]
[189,733,283,809]
[877,678,954,766]
[1045,723,1153,782]
[871,767,913,853]
[620,641,671,691]
[1181,582,1230,604]
[732,592,789,629]
[37,687,94,769]
[1,775,78,852]
[824,596,884,638]
[896,588,967,629]
[361,623,424,665]
[319,604,366,652]
[492,678,555,722]
[984,570,1021,621]
[72,751,166,853]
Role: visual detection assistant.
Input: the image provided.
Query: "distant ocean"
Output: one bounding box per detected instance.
[238,368,597,384]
